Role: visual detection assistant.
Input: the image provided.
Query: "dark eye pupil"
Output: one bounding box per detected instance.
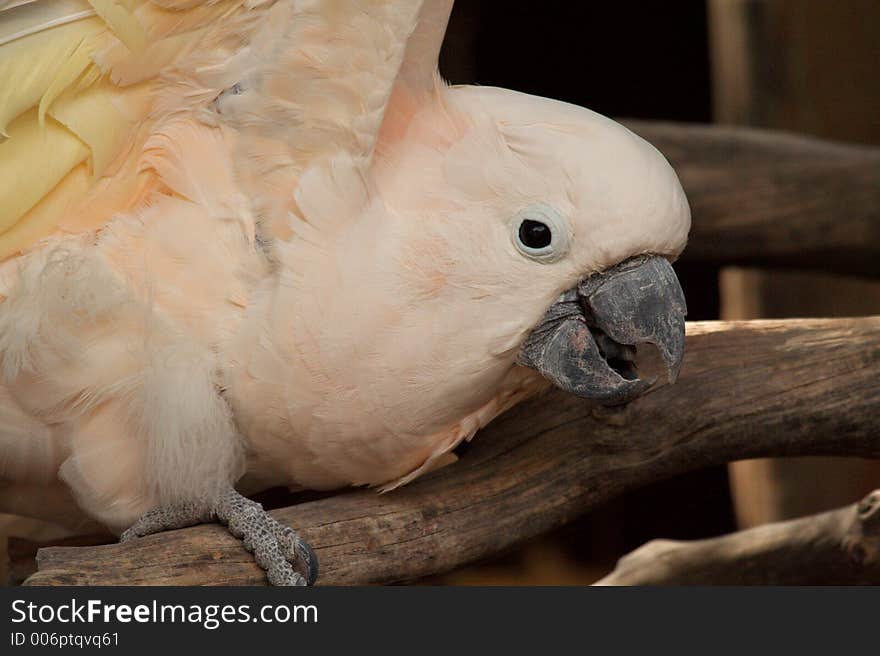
[519,219,552,249]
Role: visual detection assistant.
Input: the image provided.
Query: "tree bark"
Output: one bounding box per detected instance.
[22,317,880,586]
[626,122,880,278]
[596,489,880,585]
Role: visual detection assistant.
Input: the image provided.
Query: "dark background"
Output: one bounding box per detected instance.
[441,1,712,123]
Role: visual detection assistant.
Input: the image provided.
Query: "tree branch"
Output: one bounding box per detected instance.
[627,122,880,277]
[24,317,880,586]
[596,489,880,585]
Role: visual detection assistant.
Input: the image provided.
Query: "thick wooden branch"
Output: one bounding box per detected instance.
[596,489,880,585]
[626,122,880,277]
[25,317,880,586]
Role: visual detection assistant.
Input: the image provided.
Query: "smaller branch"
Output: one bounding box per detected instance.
[626,122,880,277]
[596,489,880,585]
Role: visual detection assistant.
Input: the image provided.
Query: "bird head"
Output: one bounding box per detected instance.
[369,83,690,409]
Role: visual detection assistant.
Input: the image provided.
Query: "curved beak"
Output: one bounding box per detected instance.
[517,255,687,405]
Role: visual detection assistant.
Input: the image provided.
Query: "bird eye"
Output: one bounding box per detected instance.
[519,220,552,249]
[511,204,570,262]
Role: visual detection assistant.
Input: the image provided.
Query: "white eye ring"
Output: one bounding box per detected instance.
[510,204,571,263]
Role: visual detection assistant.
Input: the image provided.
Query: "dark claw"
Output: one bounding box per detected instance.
[297,538,320,586]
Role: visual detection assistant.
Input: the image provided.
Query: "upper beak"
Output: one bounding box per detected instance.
[517,255,687,405]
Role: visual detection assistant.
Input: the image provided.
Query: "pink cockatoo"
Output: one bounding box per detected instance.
[0,0,689,585]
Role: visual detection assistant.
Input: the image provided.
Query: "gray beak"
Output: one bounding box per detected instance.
[517,255,687,405]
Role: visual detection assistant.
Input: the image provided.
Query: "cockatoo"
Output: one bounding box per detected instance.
[0,0,689,585]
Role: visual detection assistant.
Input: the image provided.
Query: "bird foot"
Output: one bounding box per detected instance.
[120,486,318,586]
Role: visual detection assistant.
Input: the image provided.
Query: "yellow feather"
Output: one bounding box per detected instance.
[0,162,90,259]
[86,0,146,52]
[0,109,89,234]
[0,1,94,47]
[49,81,138,177]
[37,36,95,124]
[75,60,104,90]
[0,16,105,135]
[0,0,236,262]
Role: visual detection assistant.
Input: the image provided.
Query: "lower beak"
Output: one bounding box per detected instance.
[517,255,687,405]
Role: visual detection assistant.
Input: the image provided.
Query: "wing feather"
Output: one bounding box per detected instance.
[0,0,452,262]
[0,0,248,261]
